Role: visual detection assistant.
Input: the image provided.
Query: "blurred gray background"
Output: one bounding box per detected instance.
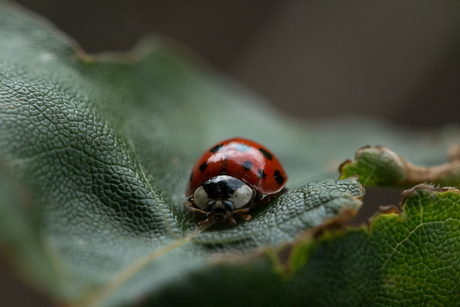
[3,1,460,306]
[14,0,460,127]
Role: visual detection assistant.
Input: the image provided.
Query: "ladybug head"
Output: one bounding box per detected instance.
[192,175,255,221]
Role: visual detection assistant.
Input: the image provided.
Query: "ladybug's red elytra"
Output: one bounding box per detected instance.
[186,137,288,226]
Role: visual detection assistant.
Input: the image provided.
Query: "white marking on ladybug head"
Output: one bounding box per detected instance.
[193,186,209,209]
[213,201,225,209]
[232,184,254,209]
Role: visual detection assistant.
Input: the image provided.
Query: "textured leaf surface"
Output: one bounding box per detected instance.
[289,184,460,306]
[0,2,459,307]
[151,185,460,307]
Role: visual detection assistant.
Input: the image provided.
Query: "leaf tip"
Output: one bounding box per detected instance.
[339,145,407,186]
[338,159,353,179]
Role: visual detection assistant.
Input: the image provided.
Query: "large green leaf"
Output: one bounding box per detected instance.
[0,2,459,306]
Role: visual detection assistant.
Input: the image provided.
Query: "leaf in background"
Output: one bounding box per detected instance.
[0,1,459,307]
[339,145,460,188]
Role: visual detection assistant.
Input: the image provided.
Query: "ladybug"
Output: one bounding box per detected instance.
[186,137,288,226]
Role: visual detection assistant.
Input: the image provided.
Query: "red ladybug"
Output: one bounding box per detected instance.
[186,137,288,226]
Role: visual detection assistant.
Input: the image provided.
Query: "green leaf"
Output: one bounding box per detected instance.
[289,184,460,306]
[0,2,459,307]
[339,145,460,187]
[150,184,460,307]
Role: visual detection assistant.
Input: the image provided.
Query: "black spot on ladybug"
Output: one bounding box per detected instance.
[274,170,284,185]
[235,144,250,152]
[258,168,267,179]
[259,148,273,160]
[199,161,208,172]
[210,144,223,153]
[189,171,194,182]
[242,160,252,171]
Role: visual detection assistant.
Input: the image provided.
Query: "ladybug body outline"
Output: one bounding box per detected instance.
[186,137,288,226]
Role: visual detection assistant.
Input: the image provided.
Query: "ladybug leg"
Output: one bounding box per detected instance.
[198,216,213,227]
[233,208,250,214]
[253,194,274,206]
[183,197,194,207]
[230,208,252,222]
[239,212,252,221]
[233,208,252,221]
[189,207,206,215]
[229,217,237,225]
[187,198,207,215]
[232,208,252,221]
